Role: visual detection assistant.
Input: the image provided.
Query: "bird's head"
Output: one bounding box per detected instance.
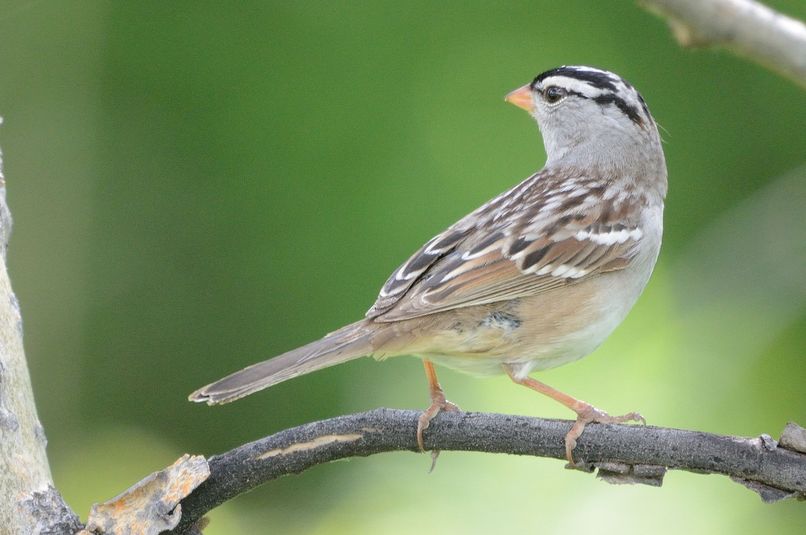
[506,65,665,182]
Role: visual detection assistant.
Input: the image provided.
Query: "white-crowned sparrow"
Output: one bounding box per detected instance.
[190,66,667,463]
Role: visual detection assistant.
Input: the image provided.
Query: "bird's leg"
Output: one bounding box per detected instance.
[417,359,460,452]
[504,366,644,464]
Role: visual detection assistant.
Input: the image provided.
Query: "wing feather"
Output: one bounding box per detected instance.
[367,170,648,322]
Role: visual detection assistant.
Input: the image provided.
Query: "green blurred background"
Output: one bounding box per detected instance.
[1,0,804,533]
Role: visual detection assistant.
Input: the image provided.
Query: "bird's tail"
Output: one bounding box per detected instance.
[189,321,376,405]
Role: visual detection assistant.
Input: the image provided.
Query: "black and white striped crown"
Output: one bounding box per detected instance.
[532,66,652,126]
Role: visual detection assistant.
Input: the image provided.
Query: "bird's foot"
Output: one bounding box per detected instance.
[417,393,459,472]
[417,393,460,452]
[565,404,645,465]
[417,360,461,471]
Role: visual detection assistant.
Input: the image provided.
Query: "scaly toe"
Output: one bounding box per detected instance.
[442,400,460,413]
[416,397,461,452]
[577,405,645,426]
[597,410,646,426]
[564,406,646,464]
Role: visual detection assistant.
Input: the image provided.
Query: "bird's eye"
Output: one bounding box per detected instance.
[544,86,566,104]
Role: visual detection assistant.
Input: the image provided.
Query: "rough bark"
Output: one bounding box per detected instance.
[169,409,806,534]
[0,144,80,533]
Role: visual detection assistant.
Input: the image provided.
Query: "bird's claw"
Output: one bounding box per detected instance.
[417,396,460,452]
[565,405,646,465]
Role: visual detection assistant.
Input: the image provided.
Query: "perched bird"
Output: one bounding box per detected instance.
[190,66,667,463]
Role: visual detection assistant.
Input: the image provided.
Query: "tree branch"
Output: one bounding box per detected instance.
[639,0,806,87]
[169,409,806,534]
[0,137,81,533]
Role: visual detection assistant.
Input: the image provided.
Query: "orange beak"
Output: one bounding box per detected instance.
[505,84,534,112]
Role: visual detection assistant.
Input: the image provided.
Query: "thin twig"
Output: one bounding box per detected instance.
[169,409,806,534]
[639,0,806,87]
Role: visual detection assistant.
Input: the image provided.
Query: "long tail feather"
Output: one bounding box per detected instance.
[189,321,375,405]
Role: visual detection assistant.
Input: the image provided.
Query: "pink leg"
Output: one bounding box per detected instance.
[505,366,644,464]
[417,359,460,452]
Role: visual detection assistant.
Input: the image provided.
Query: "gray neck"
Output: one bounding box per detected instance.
[544,124,668,201]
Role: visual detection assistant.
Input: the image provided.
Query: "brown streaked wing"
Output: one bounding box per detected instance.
[367,226,473,317]
[371,211,643,322]
[374,234,634,322]
[367,169,644,322]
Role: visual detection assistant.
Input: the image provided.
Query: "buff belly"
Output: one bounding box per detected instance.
[405,262,654,379]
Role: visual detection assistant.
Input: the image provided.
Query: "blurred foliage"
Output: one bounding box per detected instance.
[0,1,804,533]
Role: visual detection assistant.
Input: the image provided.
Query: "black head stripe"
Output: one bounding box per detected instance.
[531,66,646,125]
[594,94,643,125]
[531,66,617,92]
[635,92,650,119]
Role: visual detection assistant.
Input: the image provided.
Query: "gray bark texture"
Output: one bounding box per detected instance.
[169,409,806,534]
[0,146,80,533]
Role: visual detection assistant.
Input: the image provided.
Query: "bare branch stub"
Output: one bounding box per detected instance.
[640,0,806,88]
[780,422,806,453]
[83,454,209,535]
[169,409,806,534]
